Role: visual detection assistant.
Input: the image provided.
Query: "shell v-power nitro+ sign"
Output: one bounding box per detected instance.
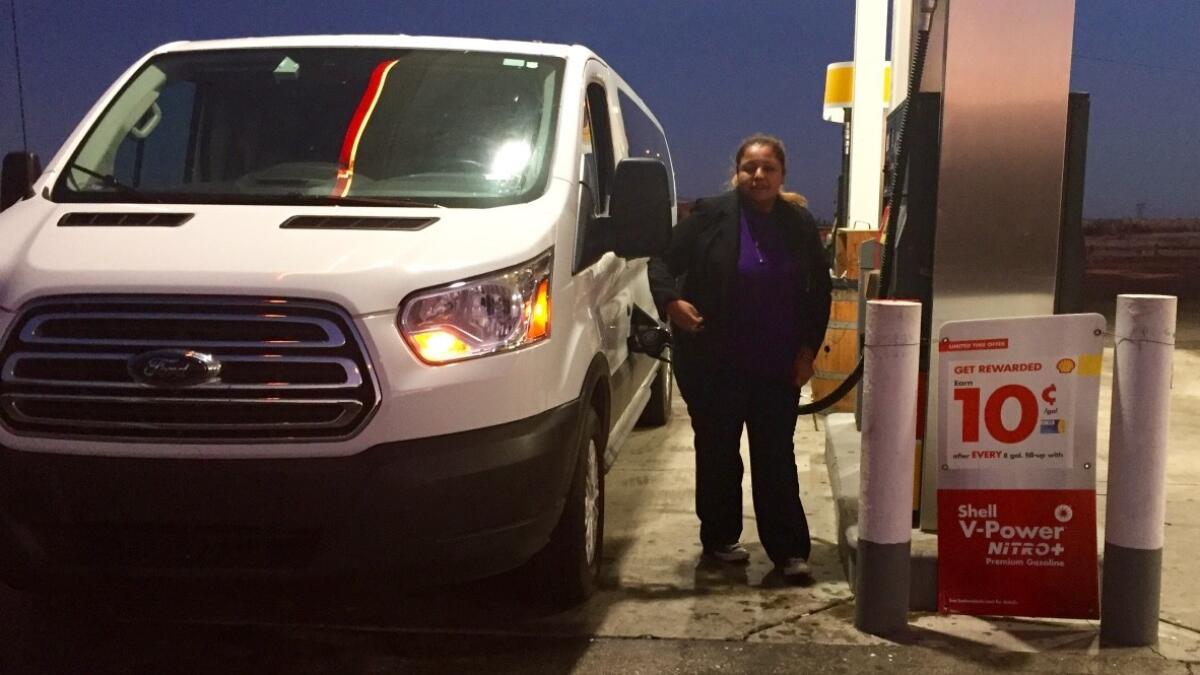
[936,314,1104,619]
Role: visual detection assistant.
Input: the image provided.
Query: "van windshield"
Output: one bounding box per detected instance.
[53,48,565,208]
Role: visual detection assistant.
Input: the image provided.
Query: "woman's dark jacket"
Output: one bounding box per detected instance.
[647,191,832,398]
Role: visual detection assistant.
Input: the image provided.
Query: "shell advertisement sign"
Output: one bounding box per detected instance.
[936,314,1105,619]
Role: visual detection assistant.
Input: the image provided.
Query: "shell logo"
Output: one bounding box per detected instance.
[1054,504,1074,523]
[1056,358,1076,374]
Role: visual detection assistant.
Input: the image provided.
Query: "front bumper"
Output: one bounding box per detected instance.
[0,398,583,586]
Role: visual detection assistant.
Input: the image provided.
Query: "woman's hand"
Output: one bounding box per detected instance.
[666,299,705,333]
[792,347,816,388]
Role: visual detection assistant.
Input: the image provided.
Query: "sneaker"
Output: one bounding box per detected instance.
[778,557,811,578]
[704,543,750,563]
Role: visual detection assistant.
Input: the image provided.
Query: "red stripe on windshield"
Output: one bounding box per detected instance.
[333,59,399,196]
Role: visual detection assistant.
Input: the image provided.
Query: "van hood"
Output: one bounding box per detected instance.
[0,185,566,316]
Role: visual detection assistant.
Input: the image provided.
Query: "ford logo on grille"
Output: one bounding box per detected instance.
[128,350,222,388]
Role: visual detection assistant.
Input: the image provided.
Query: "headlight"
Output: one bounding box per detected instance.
[399,250,552,364]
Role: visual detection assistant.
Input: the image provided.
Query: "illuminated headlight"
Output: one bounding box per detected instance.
[399,250,552,364]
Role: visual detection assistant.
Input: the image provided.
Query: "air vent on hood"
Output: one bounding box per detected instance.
[58,212,193,227]
[280,216,437,231]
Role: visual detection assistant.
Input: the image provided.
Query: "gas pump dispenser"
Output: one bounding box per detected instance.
[885,89,1090,530]
[823,0,1088,531]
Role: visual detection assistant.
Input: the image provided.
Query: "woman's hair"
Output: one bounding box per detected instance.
[735,133,788,174]
[729,133,808,207]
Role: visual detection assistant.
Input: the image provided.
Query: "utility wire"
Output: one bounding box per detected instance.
[1073,53,1200,77]
[8,0,29,151]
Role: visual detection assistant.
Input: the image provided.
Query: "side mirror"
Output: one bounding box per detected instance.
[1,151,42,212]
[606,158,671,259]
[627,304,672,359]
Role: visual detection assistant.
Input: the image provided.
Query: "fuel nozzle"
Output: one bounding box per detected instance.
[628,305,672,361]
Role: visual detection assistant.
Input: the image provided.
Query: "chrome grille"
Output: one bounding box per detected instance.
[0,296,379,441]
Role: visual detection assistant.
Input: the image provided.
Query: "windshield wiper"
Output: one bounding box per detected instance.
[287,194,446,209]
[65,162,161,202]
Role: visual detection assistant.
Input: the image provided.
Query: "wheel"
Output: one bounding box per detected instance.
[530,407,604,608]
[637,354,673,427]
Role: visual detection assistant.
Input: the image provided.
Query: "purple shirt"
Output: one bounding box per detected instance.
[724,207,800,379]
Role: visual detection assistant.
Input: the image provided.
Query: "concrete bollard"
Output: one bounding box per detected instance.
[854,299,921,637]
[1101,294,1177,646]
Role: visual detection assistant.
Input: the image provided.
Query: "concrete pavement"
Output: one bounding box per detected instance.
[0,301,1197,673]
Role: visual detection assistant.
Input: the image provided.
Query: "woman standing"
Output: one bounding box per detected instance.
[648,134,832,579]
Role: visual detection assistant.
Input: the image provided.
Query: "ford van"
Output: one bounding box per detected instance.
[0,35,674,606]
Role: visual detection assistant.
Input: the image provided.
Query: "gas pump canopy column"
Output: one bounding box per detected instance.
[847,0,889,231]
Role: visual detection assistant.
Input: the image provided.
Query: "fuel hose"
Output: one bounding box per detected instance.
[797,4,935,415]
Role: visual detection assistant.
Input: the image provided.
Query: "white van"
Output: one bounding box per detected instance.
[0,35,675,605]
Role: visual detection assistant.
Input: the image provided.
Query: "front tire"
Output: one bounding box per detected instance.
[531,407,604,608]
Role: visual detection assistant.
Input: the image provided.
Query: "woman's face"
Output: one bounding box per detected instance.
[736,144,785,210]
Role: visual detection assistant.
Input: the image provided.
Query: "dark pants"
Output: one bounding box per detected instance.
[686,371,811,564]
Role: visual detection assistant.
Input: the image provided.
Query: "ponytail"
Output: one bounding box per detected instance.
[779,191,808,207]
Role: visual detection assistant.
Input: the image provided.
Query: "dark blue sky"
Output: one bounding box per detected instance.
[1,0,1197,219]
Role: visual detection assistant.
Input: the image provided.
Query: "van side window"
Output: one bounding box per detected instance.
[585,83,615,212]
[581,102,599,215]
[618,91,675,204]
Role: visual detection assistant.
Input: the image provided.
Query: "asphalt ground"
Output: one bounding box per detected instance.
[0,291,1196,674]
[1,585,1192,675]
